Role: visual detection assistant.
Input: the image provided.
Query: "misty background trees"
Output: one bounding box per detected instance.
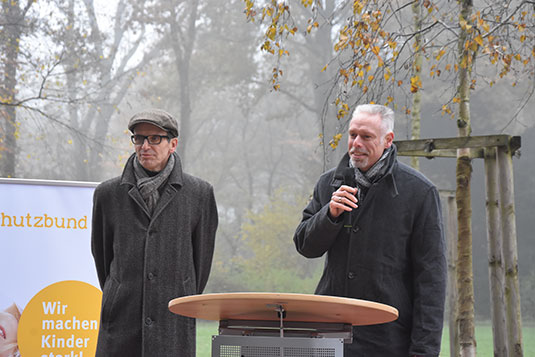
[1,0,534,330]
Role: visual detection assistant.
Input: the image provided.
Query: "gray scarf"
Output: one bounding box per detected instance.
[349,147,391,203]
[133,153,175,215]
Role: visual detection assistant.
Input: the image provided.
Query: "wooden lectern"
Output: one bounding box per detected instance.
[169,292,398,357]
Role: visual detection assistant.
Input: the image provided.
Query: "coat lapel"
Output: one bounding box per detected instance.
[120,154,151,217]
[151,153,184,221]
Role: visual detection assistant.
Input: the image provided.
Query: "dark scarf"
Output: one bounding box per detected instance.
[349,146,392,203]
[133,153,175,215]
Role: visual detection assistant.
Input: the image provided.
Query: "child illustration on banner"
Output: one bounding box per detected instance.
[0,303,20,357]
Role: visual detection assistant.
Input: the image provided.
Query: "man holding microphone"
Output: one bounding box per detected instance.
[293,104,446,356]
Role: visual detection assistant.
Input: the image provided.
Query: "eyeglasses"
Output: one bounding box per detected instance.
[131,134,171,145]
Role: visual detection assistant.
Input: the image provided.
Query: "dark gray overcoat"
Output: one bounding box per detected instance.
[294,145,446,356]
[91,153,218,357]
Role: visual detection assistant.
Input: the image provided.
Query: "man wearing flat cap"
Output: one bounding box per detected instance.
[91,109,218,356]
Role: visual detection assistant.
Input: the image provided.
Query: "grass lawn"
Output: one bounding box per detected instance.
[440,322,534,356]
[197,320,534,357]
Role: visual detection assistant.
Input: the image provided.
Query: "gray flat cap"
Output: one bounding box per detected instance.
[128,109,179,137]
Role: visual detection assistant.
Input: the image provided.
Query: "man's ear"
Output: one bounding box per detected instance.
[384,132,394,148]
[169,137,179,153]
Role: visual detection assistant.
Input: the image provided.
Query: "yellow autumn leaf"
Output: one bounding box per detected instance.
[353,1,364,14]
[266,26,276,40]
[459,18,472,31]
[410,75,422,93]
[384,69,391,81]
[329,133,343,149]
[474,35,484,47]
[68,139,73,144]
[377,56,384,67]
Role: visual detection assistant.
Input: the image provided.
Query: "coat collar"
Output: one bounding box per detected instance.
[331,144,399,198]
[120,152,185,220]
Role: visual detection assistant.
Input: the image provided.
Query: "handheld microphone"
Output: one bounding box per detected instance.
[341,167,356,231]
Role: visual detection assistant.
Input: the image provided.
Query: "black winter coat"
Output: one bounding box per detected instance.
[91,153,218,357]
[294,146,446,356]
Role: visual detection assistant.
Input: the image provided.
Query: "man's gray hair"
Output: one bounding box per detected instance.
[352,104,394,134]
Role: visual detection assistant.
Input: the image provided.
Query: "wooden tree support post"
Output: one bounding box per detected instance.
[497,146,523,357]
[441,190,460,357]
[483,147,508,356]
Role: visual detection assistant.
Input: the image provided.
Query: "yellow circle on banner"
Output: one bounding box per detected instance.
[18,280,102,357]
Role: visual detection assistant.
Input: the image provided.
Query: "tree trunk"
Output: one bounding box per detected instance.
[456,154,475,357]
[0,0,24,177]
[170,0,200,168]
[484,147,508,356]
[410,0,423,171]
[497,146,523,357]
[64,0,88,180]
[456,1,476,356]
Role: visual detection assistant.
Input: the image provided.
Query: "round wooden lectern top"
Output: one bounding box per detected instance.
[169,292,398,326]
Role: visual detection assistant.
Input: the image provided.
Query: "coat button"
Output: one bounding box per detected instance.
[148,272,154,280]
[145,317,153,326]
[347,271,355,279]
[352,226,359,233]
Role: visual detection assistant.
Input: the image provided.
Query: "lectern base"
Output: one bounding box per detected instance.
[211,335,344,357]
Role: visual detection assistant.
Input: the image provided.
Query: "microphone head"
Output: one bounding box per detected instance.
[342,167,356,187]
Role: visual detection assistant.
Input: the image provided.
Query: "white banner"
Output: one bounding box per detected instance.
[0,178,101,357]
